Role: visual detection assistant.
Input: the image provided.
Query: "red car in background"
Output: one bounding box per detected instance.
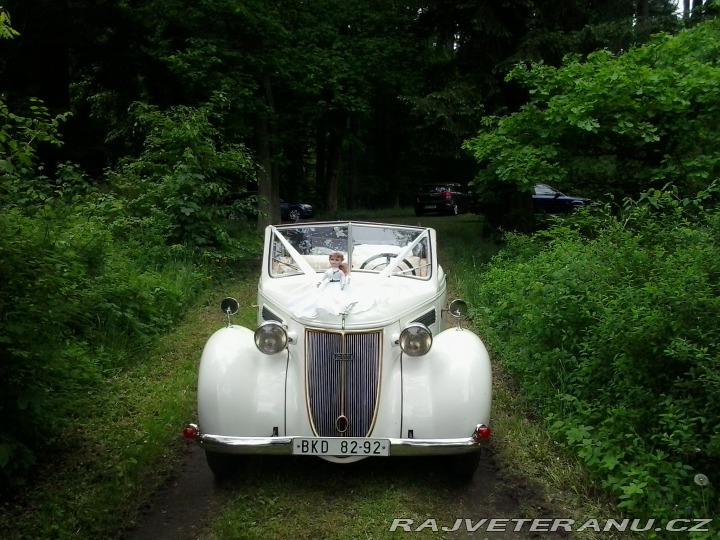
[415,183,473,216]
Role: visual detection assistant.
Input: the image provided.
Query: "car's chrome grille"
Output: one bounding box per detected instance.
[306,329,382,437]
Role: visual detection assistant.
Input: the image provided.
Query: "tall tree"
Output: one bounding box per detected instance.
[275,0,424,213]
[464,17,720,214]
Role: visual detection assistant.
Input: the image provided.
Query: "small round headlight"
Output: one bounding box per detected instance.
[254,321,288,355]
[399,323,432,357]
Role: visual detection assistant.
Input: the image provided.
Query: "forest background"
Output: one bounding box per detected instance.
[1,0,719,533]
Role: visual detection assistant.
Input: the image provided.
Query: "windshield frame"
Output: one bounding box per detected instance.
[266,222,433,281]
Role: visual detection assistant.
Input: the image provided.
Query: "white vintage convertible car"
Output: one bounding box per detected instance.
[183,221,492,478]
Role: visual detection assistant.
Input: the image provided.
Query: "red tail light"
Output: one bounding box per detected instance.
[473,424,491,441]
[442,191,452,199]
[183,424,198,440]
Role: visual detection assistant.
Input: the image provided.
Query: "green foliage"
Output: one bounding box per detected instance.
[467,187,720,527]
[0,97,261,487]
[0,97,71,179]
[0,9,20,40]
[0,190,209,486]
[464,17,720,209]
[107,102,258,255]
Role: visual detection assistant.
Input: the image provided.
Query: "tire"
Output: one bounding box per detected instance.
[448,203,459,216]
[288,208,302,221]
[205,451,241,479]
[450,451,481,481]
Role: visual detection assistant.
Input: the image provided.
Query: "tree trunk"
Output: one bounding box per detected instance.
[692,0,704,19]
[315,117,327,208]
[324,108,348,217]
[347,114,359,210]
[257,74,280,230]
[325,134,342,216]
[256,113,273,230]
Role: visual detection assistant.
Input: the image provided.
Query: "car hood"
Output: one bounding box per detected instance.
[260,273,443,329]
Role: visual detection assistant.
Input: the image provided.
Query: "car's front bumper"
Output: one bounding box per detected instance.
[183,424,490,456]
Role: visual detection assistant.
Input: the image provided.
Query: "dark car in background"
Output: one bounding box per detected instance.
[280,200,315,221]
[532,183,590,214]
[225,192,314,222]
[415,183,473,216]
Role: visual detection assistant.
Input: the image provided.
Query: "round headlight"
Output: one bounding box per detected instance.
[399,323,432,357]
[254,321,288,355]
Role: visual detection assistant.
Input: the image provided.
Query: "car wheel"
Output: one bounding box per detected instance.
[288,208,302,221]
[205,451,241,479]
[450,451,481,481]
[448,203,459,216]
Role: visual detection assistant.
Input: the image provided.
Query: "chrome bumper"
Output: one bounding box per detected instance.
[184,424,489,456]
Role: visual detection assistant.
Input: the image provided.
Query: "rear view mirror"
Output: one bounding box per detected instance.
[221,297,240,326]
[221,297,240,315]
[448,299,468,318]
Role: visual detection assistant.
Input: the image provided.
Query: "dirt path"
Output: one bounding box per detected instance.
[122,444,230,540]
[122,439,571,539]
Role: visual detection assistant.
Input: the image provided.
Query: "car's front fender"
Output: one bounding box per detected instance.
[400,327,491,439]
[197,326,288,437]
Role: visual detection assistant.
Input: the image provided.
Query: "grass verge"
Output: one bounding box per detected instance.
[446,219,631,539]
[0,271,259,540]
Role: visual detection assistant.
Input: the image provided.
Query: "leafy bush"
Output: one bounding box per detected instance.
[0,98,261,487]
[467,187,719,527]
[107,102,258,255]
[464,17,720,219]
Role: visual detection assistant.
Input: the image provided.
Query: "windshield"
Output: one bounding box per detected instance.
[269,223,432,279]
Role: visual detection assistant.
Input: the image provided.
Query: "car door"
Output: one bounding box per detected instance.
[533,184,563,213]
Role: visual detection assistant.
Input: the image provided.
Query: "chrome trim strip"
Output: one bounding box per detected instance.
[193,433,486,456]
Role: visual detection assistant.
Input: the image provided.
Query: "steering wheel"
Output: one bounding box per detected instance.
[360,253,416,276]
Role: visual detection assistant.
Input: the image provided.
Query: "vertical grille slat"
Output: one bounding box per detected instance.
[306,329,381,437]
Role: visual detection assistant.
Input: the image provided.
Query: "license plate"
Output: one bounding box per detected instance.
[424,204,436,209]
[293,438,389,456]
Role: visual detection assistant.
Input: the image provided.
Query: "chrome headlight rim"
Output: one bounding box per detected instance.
[254,321,288,355]
[399,322,433,357]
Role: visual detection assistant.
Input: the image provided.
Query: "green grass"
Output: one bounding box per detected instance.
[0,273,259,540]
[316,206,416,221]
[439,221,622,537]
[205,458,478,540]
[0,215,623,540]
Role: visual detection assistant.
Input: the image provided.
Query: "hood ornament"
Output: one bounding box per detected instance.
[340,302,359,330]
